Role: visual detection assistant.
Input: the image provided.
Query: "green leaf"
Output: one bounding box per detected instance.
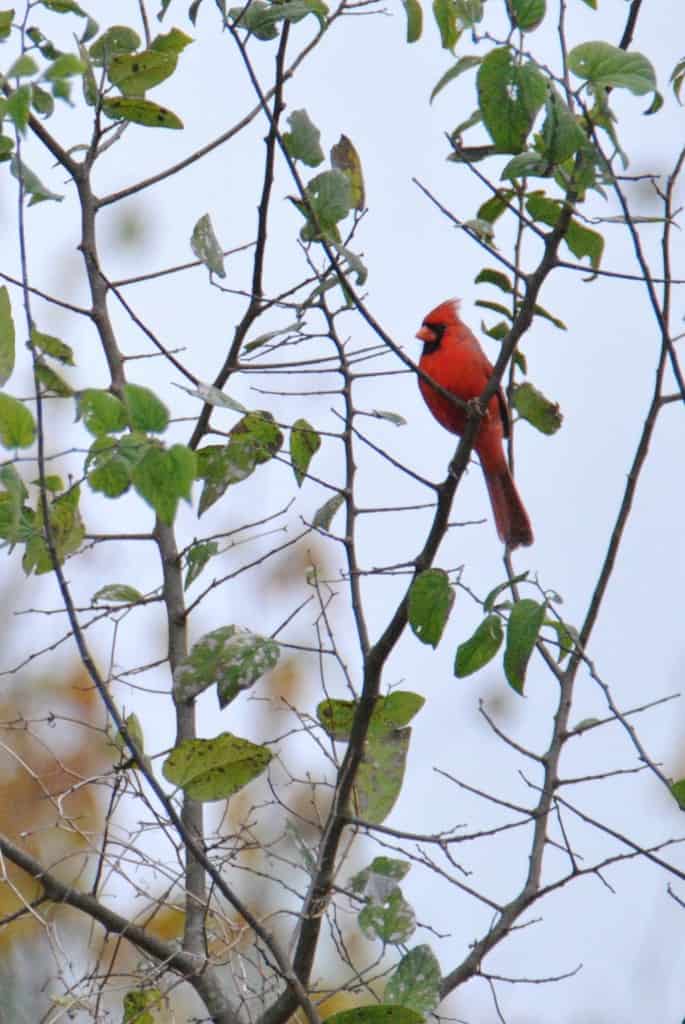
[512,381,563,434]
[173,624,280,706]
[32,84,55,116]
[450,107,482,139]
[0,10,13,41]
[354,727,411,824]
[540,88,585,164]
[330,134,365,210]
[312,492,344,531]
[565,217,604,270]
[317,691,424,742]
[93,583,143,604]
[80,15,98,43]
[123,383,169,433]
[77,388,128,436]
[0,287,15,386]
[386,945,441,1014]
[22,484,84,575]
[408,568,454,648]
[430,55,481,103]
[432,0,457,49]
[0,393,35,448]
[671,57,685,104]
[122,988,160,1024]
[90,25,141,66]
[101,96,183,129]
[190,212,226,277]
[35,360,73,396]
[454,613,503,677]
[7,84,31,132]
[0,464,28,544]
[532,302,566,330]
[297,168,352,242]
[501,151,551,180]
[283,108,324,167]
[26,26,60,59]
[86,434,145,497]
[402,0,422,42]
[477,47,547,153]
[197,411,283,515]
[477,189,514,224]
[151,27,193,54]
[359,887,416,944]
[44,53,85,79]
[545,617,577,662]
[670,779,685,810]
[229,0,327,37]
[32,474,63,493]
[326,1008,423,1024]
[40,0,85,13]
[484,572,529,612]
[508,0,545,32]
[10,154,63,203]
[243,319,305,353]
[162,733,272,802]
[290,418,320,486]
[475,267,512,293]
[132,442,195,525]
[183,539,219,589]
[369,691,425,738]
[525,192,604,269]
[8,54,38,77]
[108,49,176,95]
[568,41,656,95]
[0,135,13,161]
[30,327,74,365]
[504,598,545,694]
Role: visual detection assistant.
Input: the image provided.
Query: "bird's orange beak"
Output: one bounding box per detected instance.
[416,325,433,343]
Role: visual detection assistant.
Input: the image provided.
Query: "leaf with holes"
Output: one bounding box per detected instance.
[477,47,547,153]
[358,888,416,944]
[184,540,219,589]
[386,945,441,1014]
[173,624,280,706]
[283,109,324,167]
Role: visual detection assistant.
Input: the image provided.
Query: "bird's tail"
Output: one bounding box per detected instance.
[483,464,534,550]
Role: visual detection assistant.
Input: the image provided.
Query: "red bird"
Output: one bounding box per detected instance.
[416,298,533,549]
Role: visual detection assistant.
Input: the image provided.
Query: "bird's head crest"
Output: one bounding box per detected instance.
[423,298,461,326]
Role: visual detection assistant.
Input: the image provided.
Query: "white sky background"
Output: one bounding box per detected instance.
[1,0,685,1021]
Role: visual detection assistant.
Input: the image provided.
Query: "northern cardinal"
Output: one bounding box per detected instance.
[416,298,533,549]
